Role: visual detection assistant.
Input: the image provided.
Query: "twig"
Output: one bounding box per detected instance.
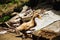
[5,22,11,28]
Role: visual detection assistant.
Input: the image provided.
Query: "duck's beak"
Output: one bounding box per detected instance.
[37,15,41,19]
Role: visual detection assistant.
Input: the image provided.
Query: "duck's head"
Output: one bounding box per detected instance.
[33,11,41,19]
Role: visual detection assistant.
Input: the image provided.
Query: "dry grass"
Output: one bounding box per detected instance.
[0,0,29,15]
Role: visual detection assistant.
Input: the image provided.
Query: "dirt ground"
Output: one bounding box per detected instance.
[0,32,32,40]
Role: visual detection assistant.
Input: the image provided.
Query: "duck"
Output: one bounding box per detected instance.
[15,11,41,34]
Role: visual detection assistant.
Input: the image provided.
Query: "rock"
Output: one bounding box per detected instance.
[0,31,7,34]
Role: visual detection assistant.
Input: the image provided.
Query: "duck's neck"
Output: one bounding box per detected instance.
[30,16,36,25]
[31,16,37,26]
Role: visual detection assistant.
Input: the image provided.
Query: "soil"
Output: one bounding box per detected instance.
[0,32,32,40]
